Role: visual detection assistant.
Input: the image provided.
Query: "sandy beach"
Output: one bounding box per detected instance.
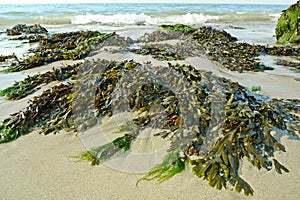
[0,2,300,199]
[1,39,300,199]
[0,120,299,200]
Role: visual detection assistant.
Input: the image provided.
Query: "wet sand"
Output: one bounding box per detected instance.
[0,30,300,199]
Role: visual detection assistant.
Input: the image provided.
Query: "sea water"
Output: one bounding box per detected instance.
[0,3,290,49]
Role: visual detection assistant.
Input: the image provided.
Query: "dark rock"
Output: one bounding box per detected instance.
[0,53,17,62]
[7,24,48,36]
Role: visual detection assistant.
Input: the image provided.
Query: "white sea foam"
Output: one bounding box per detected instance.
[71,13,219,25]
[269,13,281,21]
[163,13,219,24]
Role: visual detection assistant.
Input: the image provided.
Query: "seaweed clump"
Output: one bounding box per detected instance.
[0,60,141,143]
[0,53,17,62]
[134,25,299,72]
[130,42,203,61]
[0,83,74,143]
[192,26,300,72]
[0,63,81,100]
[6,24,48,36]
[3,31,116,72]
[0,59,299,196]
[159,24,197,34]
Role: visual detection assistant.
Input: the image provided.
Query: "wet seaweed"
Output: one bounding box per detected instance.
[137,148,187,185]
[159,24,197,34]
[138,25,299,72]
[3,31,117,72]
[77,134,135,165]
[0,63,81,100]
[0,58,299,196]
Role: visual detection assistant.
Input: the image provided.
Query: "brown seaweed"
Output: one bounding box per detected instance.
[0,57,299,196]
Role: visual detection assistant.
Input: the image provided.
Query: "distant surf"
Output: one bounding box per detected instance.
[0,3,290,53]
[0,3,288,29]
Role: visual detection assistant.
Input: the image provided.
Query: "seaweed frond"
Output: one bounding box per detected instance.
[77,134,135,165]
[136,148,187,186]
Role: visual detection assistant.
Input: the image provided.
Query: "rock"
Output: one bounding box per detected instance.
[0,53,17,62]
[7,24,48,36]
[275,1,300,44]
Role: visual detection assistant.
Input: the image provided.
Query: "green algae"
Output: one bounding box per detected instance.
[276,1,300,44]
[77,134,135,165]
[137,148,187,185]
[159,24,197,33]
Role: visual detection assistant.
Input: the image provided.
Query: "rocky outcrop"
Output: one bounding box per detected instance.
[6,24,48,36]
[275,1,300,44]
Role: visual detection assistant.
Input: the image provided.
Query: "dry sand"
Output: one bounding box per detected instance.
[1,35,300,199]
[0,123,299,200]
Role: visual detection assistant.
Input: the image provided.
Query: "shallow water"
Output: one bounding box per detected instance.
[0,33,32,57]
[0,72,28,90]
[259,55,299,77]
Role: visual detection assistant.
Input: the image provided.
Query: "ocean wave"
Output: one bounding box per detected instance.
[235,12,246,15]
[70,12,280,26]
[71,13,154,25]
[269,13,281,21]
[36,16,72,25]
[217,11,281,22]
[0,11,281,30]
[71,13,219,25]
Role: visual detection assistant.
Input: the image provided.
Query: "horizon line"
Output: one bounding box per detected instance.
[0,2,289,5]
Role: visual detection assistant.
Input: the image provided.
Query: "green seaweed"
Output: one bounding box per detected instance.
[159,24,197,33]
[77,134,135,165]
[112,134,134,151]
[0,124,15,143]
[251,85,261,92]
[0,86,15,97]
[0,84,34,100]
[136,148,187,185]
[77,143,114,165]
[0,123,30,144]
[276,1,300,44]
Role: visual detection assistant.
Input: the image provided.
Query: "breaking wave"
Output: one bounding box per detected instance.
[71,13,219,25]
[0,11,281,29]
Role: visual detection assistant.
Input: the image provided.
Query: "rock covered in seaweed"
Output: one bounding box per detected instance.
[137,30,184,43]
[275,1,300,44]
[0,53,17,62]
[152,24,300,72]
[2,31,132,72]
[6,24,48,36]
[159,24,197,33]
[131,41,204,61]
